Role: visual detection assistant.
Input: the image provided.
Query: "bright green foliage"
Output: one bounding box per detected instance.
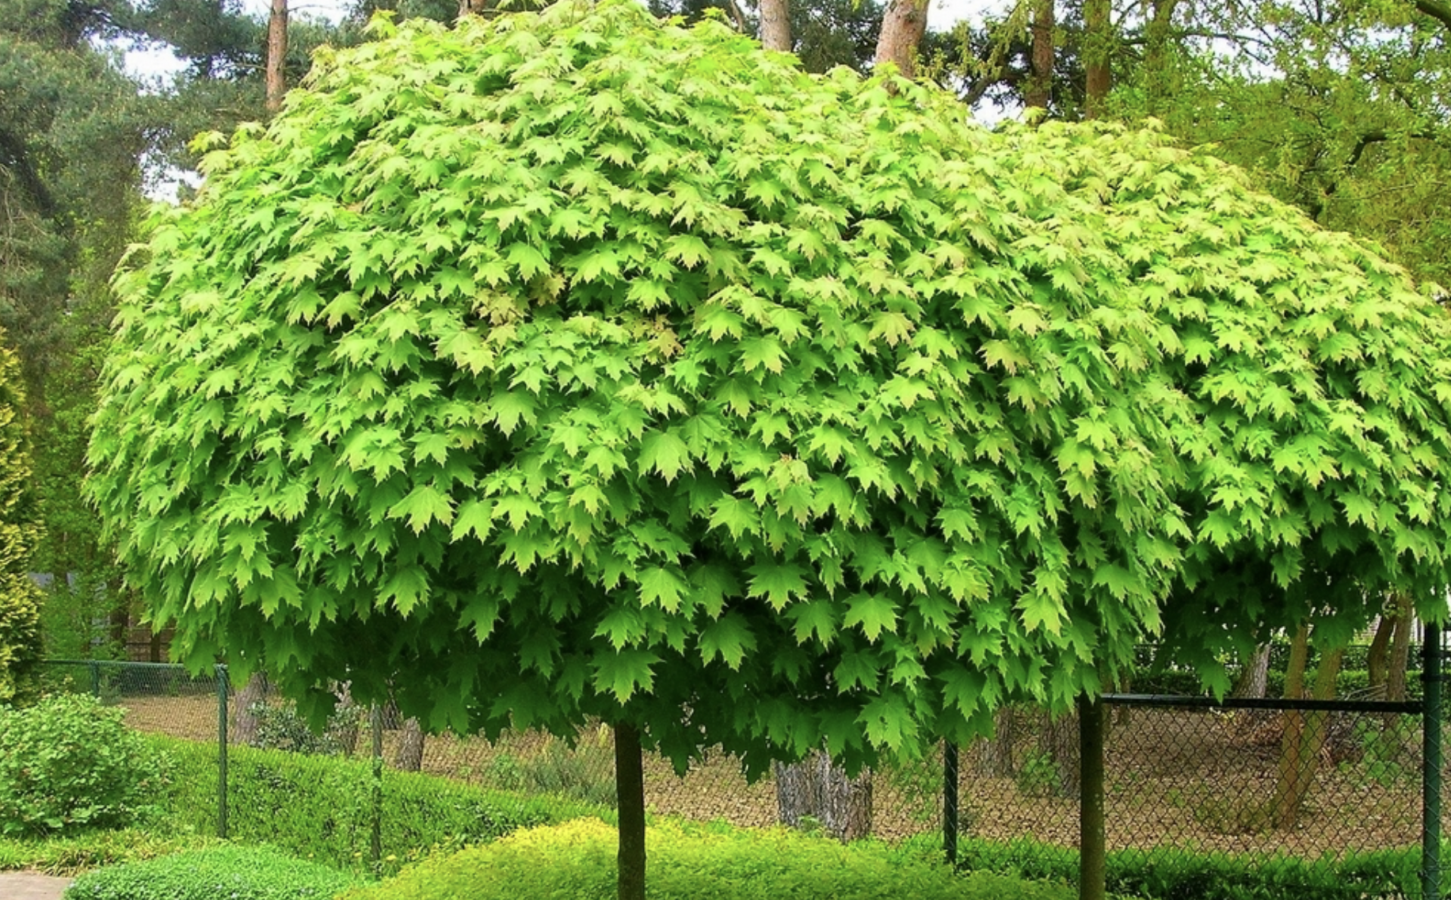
[154,734,603,874]
[0,694,168,836]
[338,817,1077,900]
[62,845,360,900]
[0,330,40,706]
[91,0,1451,775]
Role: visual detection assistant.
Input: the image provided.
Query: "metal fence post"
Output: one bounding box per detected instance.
[1079,694,1106,900]
[88,660,100,699]
[216,663,229,840]
[943,740,959,866]
[1423,624,1442,900]
[371,704,383,874]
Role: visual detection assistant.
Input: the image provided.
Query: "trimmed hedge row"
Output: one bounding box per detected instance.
[63,845,359,900]
[150,735,610,874]
[340,818,1085,900]
[951,834,1431,900]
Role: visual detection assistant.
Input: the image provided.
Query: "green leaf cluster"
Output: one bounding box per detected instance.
[0,329,41,706]
[90,0,1451,777]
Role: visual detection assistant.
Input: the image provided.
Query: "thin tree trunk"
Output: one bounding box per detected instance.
[1273,629,1344,829]
[1083,0,1111,117]
[614,722,646,900]
[1367,611,1395,696]
[333,683,360,756]
[1232,644,1272,699]
[759,0,791,51]
[1026,0,1054,111]
[1143,0,1178,116]
[874,0,928,79]
[1385,595,1414,703]
[232,673,270,745]
[265,0,288,113]
[775,750,873,840]
[976,706,1017,776]
[395,717,425,771]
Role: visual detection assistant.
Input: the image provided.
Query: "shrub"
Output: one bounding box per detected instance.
[152,735,608,873]
[63,845,360,900]
[0,328,41,708]
[482,737,616,808]
[0,827,216,875]
[244,699,365,756]
[339,818,1078,900]
[0,694,168,837]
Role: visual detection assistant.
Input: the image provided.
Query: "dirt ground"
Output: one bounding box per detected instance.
[116,694,1432,855]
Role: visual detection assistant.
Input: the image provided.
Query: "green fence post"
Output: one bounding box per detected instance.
[1079,694,1106,900]
[1424,624,1441,900]
[216,663,228,840]
[943,740,959,866]
[88,660,100,699]
[371,704,383,875]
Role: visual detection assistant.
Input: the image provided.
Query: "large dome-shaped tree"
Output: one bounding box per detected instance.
[91,1,1451,895]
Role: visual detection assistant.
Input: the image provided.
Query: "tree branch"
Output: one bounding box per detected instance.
[1415,0,1451,32]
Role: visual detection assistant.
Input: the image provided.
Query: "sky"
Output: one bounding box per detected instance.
[124,0,999,82]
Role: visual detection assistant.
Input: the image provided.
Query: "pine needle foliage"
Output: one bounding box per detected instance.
[90,0,1451,773]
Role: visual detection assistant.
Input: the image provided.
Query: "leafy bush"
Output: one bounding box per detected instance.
[0,694,168,836]
[340,818,1078,900]
[952,834,1430,900]
[0,328,41,708]
[245,699,365,756]
[153,735,608,874]
[63,845,359,900]
[482,737,616,808]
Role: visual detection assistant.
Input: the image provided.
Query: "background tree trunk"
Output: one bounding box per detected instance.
[614,722,646,900]
[775,750,874,840]
[395,717,424,771]
[874,0,928,79]
[1044,707,1080,797]
[1143,0,1179,116]
[1083,0,1111,117]
[1273,628,1345,829]
[232,673,270,745]
[1026,0,1054,111]
[1385,594,1414,703]
[333,683,360,756]
[758,0,791,52]
[1232,643,1272,699]
[975,705,1018,776]
[1367,611,1395,695]
[265,0,287,113]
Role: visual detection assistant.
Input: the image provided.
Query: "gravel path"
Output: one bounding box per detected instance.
[0,871,74,899]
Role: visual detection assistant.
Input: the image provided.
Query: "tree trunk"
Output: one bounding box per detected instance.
[1385,594,1414,703]
[759,0,791,52]
[874,0,928,79]
[1083,0,1111,118]
[1026,0,1054,111]
[1232,644,1272,699]
[1367,611,1395,696]
[976,705,1017,776]
[395,717,425,771]
[774,750,873,841]
[1045,707,1080,798]
[1143,0,1178,116]
[265,0,288,113]
[1273,629,1345,829]
[333,683,360,756]
[232,673,270,745]
[148,628,162,663]
[614,722,646,900]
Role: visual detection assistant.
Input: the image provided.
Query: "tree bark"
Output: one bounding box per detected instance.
[1386,594,1414,703]
[874,0,928,79]
[774,750,873,841]
[1143,0,1178,116]
[1273,629,1345,829]
[759,0,791,52]
[1367,611,1395,696]
[1083,0,1111,118]
[615,722,646,900]
[395,717,425,771]
[1044,707,1080,798]
[232,673,270,745]
[976,705,1017,776]
[265,0,288,114]
[1232,644,1272,699]
[1026,0,1054,111]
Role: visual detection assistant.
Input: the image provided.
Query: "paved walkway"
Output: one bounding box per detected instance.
[0,871,74,899]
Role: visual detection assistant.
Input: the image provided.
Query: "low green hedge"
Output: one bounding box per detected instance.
[0,827,216,875]
[150,735,610,873]
[63,845,359,900]
[341,818,1082,900]
[953,834,1431,899]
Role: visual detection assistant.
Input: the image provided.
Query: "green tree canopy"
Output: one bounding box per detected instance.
[0,328,42,705]
[91,0,1451,776]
